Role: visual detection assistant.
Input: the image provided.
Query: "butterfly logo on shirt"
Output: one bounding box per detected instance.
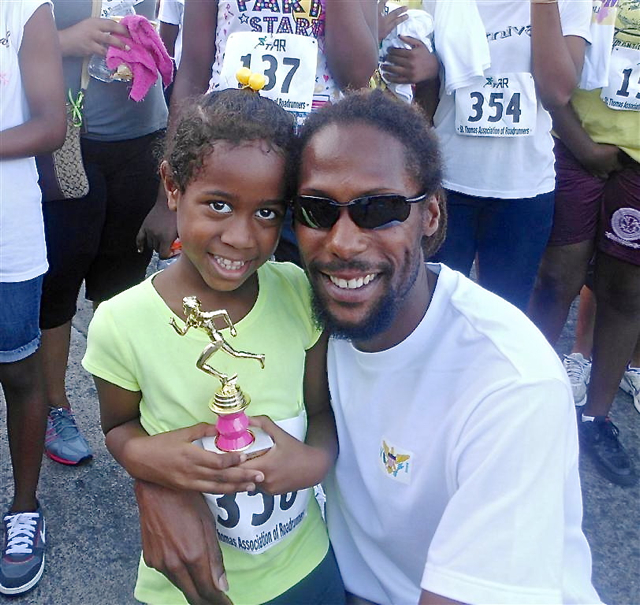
[0,31,10,48]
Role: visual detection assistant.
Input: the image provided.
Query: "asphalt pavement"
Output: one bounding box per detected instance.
[0,276,638,605]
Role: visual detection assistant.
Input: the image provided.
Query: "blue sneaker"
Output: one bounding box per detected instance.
[45,407,93,465]
[0,509,45,595]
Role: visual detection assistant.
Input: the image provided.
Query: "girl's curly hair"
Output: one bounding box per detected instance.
[164,89,296,194]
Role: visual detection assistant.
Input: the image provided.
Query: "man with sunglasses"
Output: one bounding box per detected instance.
[130,89,599,605]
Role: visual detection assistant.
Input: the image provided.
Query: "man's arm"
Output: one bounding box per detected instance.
[135,481,232,605]
[0,4,66,159]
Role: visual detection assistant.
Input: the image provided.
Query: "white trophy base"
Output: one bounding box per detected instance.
[199,427,274,460]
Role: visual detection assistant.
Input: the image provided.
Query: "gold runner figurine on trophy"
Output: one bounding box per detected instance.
[170,296,273,454]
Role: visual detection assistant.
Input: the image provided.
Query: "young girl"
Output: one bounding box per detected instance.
[82,88,344,605]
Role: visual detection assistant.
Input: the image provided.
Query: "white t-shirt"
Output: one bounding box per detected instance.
[158,0,184,66]
[0,0,50,282]
[325,263,601,605]
[428,0,592,199]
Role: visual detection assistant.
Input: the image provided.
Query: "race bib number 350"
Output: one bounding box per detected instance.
[455,73,536,137]
[219,32,317,114]
[204,488,310,556]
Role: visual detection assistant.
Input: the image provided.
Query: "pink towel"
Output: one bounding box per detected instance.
[106,15,173,102]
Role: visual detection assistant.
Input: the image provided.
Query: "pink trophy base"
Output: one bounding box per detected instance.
[215,410,255,452]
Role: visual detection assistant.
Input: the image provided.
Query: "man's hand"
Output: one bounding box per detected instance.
[242,416,333,494]
[58,18,130,58]
[136,189,178,258]
[118,423,265,493]
[575,142,623,180]
[382,36,439,84]
[135,481,232,605]
[378,2,408,43]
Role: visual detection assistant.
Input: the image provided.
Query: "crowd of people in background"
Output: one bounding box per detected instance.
[0,0,638,600]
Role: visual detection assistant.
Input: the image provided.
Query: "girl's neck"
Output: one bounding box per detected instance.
[153,257,260,325]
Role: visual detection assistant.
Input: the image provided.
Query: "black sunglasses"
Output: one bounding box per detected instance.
[292,192,428,230]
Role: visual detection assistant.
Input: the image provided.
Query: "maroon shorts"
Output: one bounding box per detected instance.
[548,138,640,266]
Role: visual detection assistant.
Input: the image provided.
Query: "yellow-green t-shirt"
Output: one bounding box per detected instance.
[571,88,640,163]
[570,0,640,163]
[82,261,329,605]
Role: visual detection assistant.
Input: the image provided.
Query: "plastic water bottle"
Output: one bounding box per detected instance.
[88,1,136,83]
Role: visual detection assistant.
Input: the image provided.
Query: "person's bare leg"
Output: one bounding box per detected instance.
[584,253,640,418]
[528,240,594,345]
[0,351,47,512]
[40,321,72,410]
[579,252,640,486]
[572,286,596,358]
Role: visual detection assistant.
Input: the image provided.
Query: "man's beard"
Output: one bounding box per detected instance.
[310,277,398,341]
[307,256,421,342]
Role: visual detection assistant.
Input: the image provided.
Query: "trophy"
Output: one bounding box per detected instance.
[171,296,274,456]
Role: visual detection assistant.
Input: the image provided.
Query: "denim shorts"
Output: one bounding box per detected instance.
[0,275,44,363]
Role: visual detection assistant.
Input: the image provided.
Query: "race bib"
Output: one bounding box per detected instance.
[601,45,640,111]
[218,32,317,115]
[455,73,536,137]
[201,414,311,555]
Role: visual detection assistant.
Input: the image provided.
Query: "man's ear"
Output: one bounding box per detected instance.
[422,194,440,237]
[160,160,180,212]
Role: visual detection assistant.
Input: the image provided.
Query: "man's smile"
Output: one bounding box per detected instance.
[327,273,377,290]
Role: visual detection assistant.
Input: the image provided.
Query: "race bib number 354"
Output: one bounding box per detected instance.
[219,32,317,114]
[455,73,536,137]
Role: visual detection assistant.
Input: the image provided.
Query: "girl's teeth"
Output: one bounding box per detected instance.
[329,274,376,289]
[215,256,246,270]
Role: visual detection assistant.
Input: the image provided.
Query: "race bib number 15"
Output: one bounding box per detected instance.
[455,72,536,137]
[219,32,317,114]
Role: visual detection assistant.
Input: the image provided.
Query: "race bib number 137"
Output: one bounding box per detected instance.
[219,32,317,114]
[455,72,536,137]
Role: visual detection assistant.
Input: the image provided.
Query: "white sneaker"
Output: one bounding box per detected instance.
[620,365,640,414]
[563,353,591,407]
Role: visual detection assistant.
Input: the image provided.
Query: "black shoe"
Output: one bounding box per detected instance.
[0,508,46,595]
[579,417,638,487]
